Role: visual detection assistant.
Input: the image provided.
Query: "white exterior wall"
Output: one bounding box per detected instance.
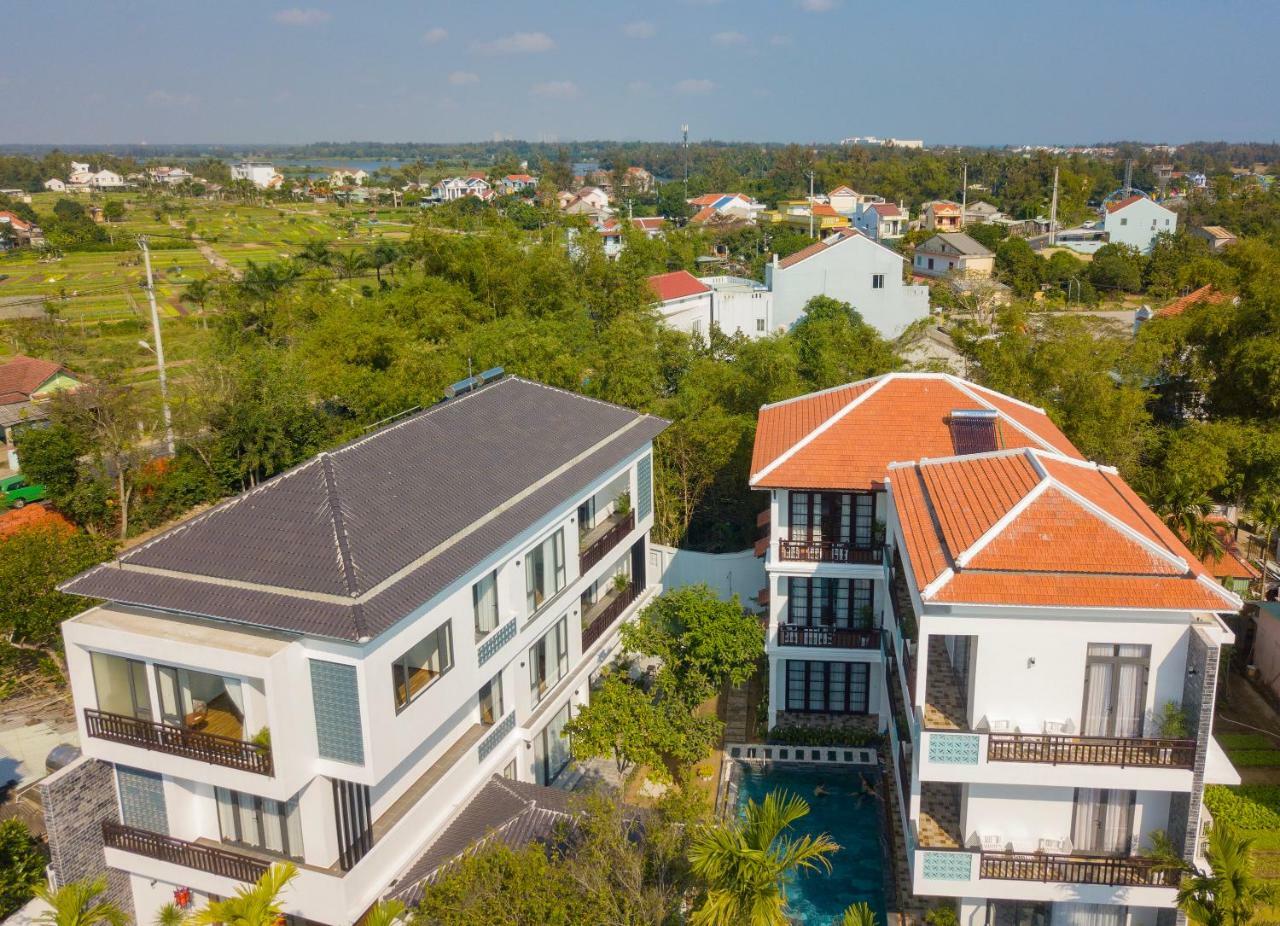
[1104,199,1177,254]
[67,447,661,926]
[657,291,713,336]
[230,164,278,188]
[766,235,930,337]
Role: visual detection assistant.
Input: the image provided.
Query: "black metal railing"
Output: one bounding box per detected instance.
[582,582,640,650]
[987,733,1195,769]
[84,708,273,775]
[778,539,881,564]
[102,821,269,883]
[580,510,635,572]
[980,850,1178,887]
[778,624,881,649]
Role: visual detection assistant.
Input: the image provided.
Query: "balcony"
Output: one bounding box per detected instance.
[102,821,269,883]
[84,708,273,776]
[579,510,635,573]
[979,850,1178,887]
[778,539,881,564]
[778,624,881,650]
[582,580,640,650]
[987,733,1194,769]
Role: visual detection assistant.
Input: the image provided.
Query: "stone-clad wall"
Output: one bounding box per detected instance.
[38,756,134,921]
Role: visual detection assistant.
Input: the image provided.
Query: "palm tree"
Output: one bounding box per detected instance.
[688,789,839,926]
[153,903,184,926]
[296,239,333,273]
[366,241,400,286]
[1252,493,1280,583]
[1176,825,1279,926]
[186,861,298,926]
[362,899,407,926]
[335,249,367,281]
[33,877,127,926]
[842,901,880,926]
[1146,474,1224,564]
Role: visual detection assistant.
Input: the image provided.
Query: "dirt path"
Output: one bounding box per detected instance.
[170,220,242,280]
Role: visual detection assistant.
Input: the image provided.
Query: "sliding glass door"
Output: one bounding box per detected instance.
[1081,644,1150,738]
[1072,788,1135,855]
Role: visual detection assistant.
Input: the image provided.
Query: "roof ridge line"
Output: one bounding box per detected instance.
[320,453,368,641]
[1046,477,1189,574]
[914,464,957,601]
[954,471,1052,568]
[756,372,890,412]
[948,378,1063,454]
[750,375,893,485]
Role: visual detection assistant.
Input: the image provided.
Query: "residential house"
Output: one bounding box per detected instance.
[431,176,492,202]
[647,271,774,340]
[920,200,963,232]
[149,167,194,185]
[769,201,851,235]
[1191,226,1237,251]
[852,202,908,243]
[767,228,930,337]
[90,170,125,190]
[751,371,1241,926]
[630,217,665,239]
[1153,285,1231,321]
[913,233,995,279]
[561,187,610,218]
[962,201,1002,225]
[329,169,370,187]
[43,178,66,192]
[0,212,44,250]
[686,193,766,225]
[597,217,623,260]
[69,161,90,174]
[624,166,654,194]
[1199,518,1259,597]
[0,354,82,470]
[1103,196,1177,254]
[48,375,666,925]
[498,174,536,195]
[230,163,282,189]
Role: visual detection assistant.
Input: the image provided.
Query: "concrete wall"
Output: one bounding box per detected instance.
[649,543,765,607]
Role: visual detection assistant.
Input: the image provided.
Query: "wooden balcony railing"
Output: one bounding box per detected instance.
[987,733,1195,769]
[582,581,640,650]
[778,539,881,564]
[980,850,1178,887]
[102,821,269,883]
[580,510,635,573]
[84,708,273,776]
[778,624,881,650]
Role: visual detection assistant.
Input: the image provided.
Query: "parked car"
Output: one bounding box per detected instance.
[0,474,46,508]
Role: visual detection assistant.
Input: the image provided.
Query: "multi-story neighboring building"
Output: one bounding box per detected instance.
[920,201,963,232]
[1103,196,1177,254]
[52,375,667,925]
[913,233,995,279]
[230,162,282,189]
[751,372,1242,926]
[646,271,774,340]
[852,201,908,242]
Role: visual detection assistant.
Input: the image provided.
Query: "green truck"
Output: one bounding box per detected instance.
[0,474,46,508]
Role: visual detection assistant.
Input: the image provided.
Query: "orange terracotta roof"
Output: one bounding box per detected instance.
[689,206,717,224]
[0,355,67,405]
[647,270,710,302]
[1199,518,1260,581]
[1155,284,1231,319]
[750,373,1081,490]
[631,217,664,230]
[1105,194,1146,213]
[889,447,1241,612]
[811,203,841,218]
[688,193,723,207]
[871,202,901,216]
[929,201,961,214]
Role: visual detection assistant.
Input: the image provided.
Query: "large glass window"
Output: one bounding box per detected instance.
[479,673,505,725]
[529,616,569,705]
[90,652,152,720]
[473,571,499,638]
[155,665,245,738]
[215,787,304,860]
[789,492,875,547]
[533,703,573,785]
[786,578,875,629]
[785,660,870,714]
[392,622,454,711]
[525,529,567,615]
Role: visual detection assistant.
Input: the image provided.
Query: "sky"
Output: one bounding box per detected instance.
[4,0,1278,146]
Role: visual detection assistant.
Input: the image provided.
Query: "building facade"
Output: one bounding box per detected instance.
[53,376,667,925]
[751,372,1241,926]
[1104,197,1178,255]
[913,233,995,279]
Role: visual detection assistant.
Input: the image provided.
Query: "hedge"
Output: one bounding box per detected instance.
[1205,785,1280,830]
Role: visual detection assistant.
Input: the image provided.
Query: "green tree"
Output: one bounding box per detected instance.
[790,296,900,390]
[32,877,127,926]
[0,820,46,918]
[15,424,86,500]
[101,201,125,222]
[688,790,839,926]
[842,901,880,926]
[1251,493,1280,578]
[1176,826,1280,926]
[1143,473,1225,563]
[187,862,297,926]
[621,585,764,706]
[1088,243,1146,295]
[994,237,1044,298]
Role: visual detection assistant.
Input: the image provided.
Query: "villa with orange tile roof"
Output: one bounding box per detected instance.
[751,372,1241,926]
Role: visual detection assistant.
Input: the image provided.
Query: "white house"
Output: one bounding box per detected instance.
[230,162,282,189]
[499,173,536,195]
[43,178,66,192]
[431,175,492,202]
[751,371,1241,926]
[90,170,125,190]
[852,201,908,242]
[913,233,995,279]
[148,167,194,185]
[647,271,775,340]
[766,228,930,337]
[687,192,767,225]
[1104,196,1177,254]
[69,161,90,174]
[48,375,667,926]
[329,169,369,186]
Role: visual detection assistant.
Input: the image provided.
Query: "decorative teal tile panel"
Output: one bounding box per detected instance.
[922,850,974,881]
[310,659,365,764]
[478,619,516,666]
[117,766,168,835]
[928,733,980,765]
[636,455,652,521]
[478,712,515,761]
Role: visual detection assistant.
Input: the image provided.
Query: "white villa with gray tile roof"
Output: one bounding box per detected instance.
[51,376,665,924]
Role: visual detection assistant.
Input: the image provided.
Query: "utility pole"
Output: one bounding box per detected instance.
[138,237,175,456]
[807,170,816,238]
[681,124,689,203]
[1049,166,1059,246]
[961,162,968,226]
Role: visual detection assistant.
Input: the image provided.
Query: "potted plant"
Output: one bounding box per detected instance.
[872,519,887,548]
[614,492,632,519]
[252,726,272,752]
[612,572,631,594]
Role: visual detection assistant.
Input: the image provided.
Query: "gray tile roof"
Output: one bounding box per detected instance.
[389,776,577,906]
[929,232,993,256]
[62,378,668,642]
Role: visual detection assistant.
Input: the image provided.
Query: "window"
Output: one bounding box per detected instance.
[927,257,935,270]
[533,703,573,785]
[789,491,874,546]
[473,571,499,638]
[90,652,152,720]
[1120,217,1128,226]
[392,622,454,711]
[872,273,885,289]
[785,660,869,713]
[529,616,569,704]
[525,529,566,615]
[787,578,874,628]
[479,673,504,725]
[215,787,304,860]
[756,318,766,332]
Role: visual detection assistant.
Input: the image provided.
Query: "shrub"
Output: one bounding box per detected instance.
[767,725,885,748]
[0,819,46,918]
[1204,785,1280,831]
[1156,700,1191,738]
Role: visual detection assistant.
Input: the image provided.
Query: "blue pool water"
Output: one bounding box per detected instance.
[733,761,889,926]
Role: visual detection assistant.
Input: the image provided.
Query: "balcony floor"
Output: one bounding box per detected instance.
[918,782,963,849]
[924,636,967,731]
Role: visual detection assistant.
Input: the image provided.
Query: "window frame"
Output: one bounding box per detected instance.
[215,786,304,861]
[529,615,570,706]
[391,620,455,713]
[784,660,870,714]
[472,570,500,639]
[525,528,567,618]
[872,273,885,289]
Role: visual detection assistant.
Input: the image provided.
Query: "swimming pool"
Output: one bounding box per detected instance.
[731,761,890,925]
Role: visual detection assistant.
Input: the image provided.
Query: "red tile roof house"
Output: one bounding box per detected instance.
[0,354,83,471]
[646,271,713,335]
[751,371,1240,920]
